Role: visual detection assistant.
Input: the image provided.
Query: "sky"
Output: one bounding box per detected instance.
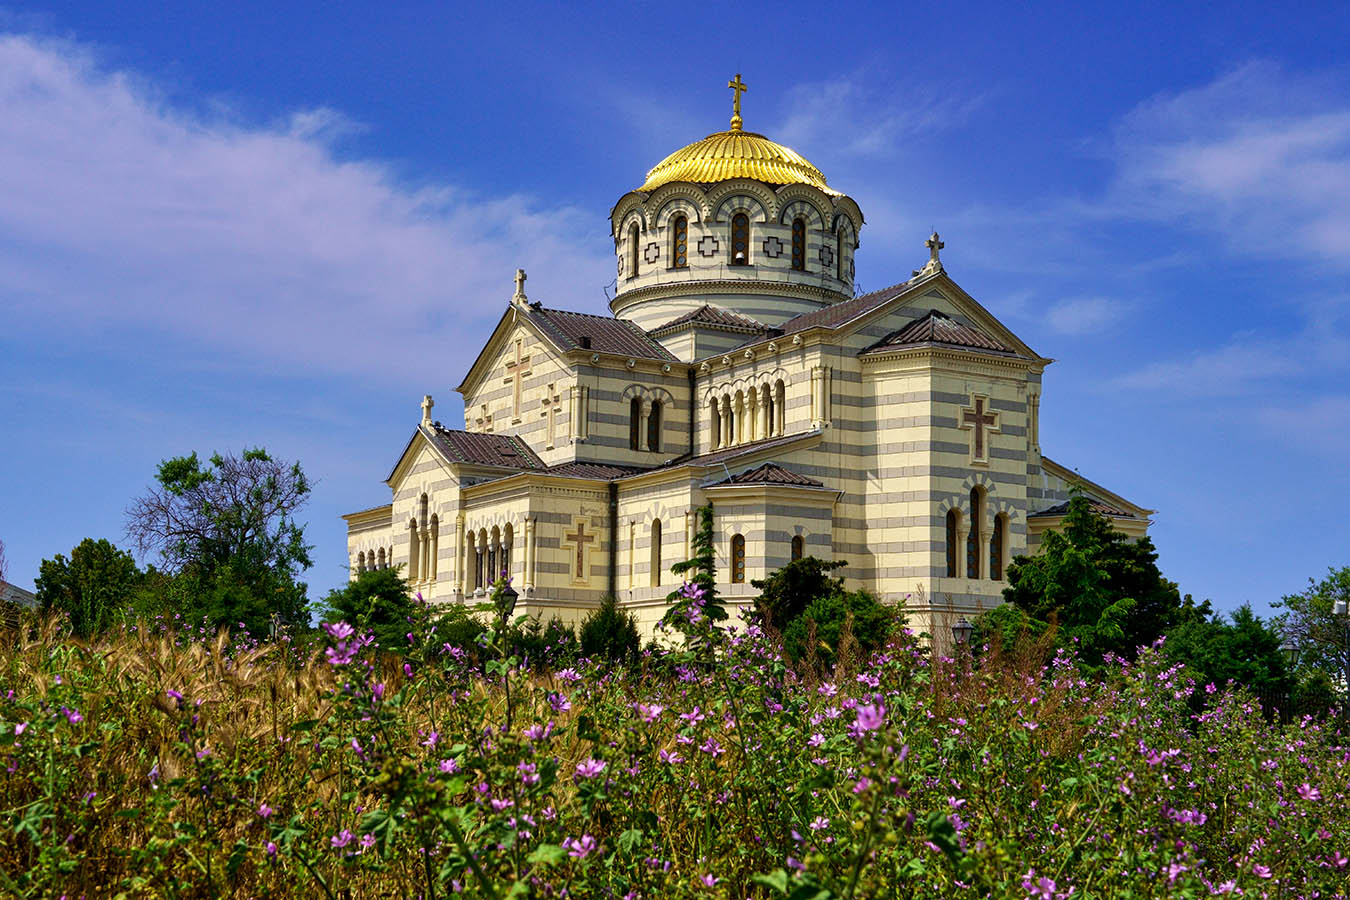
[1,2,1347,619]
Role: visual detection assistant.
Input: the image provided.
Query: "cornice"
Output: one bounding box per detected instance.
[610,278,847,314]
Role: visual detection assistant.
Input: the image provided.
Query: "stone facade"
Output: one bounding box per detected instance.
[345,110,1152,643]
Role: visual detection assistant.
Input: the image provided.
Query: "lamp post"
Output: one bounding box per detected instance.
[1280,637,1300,669]
[951,617,974,651]
[496,581,519,635]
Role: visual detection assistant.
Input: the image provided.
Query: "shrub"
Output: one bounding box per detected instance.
[320,567,417,652]
[579,594,640,665]
[781,587,895,668]
[35,538,141,636]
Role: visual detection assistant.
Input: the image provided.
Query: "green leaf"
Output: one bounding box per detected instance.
[618,828,644,855]
[751,870,791,893]
[288,718,320,732]
[526,843,568,867]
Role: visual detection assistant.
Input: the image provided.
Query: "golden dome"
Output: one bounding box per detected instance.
[637,129,839,195]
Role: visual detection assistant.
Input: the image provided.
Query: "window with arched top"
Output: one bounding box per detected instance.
[377,547,386,569]
[791,535,805,561]
[672,215,688,268]
[990,514,1006,581]
[836,227,846,281]
[429,514,439,581]
[730,213,750,266]
[650,518,662,588]
[791,217,806,271]
[408,520,419,582]
[357,551,366,573]
[966,488,982,579]
[731,534,746,583]
[648,400,662,451]
[629,397,641,450]
[629,223,640,277]
[945,510,959,578]
[709,397,721,448]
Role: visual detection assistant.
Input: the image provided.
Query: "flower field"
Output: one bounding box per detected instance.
[1,596,1347,899]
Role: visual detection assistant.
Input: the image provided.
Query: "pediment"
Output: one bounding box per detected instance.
[455,306,568,402]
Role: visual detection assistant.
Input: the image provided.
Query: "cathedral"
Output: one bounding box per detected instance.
[344,76,1152,641]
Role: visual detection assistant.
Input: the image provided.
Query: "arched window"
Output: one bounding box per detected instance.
[945,510,959,577]
[966,488,981,579]
[377,547,386,570]
[489,526,501,583]
[503,524,514,581]
[672,215,688,268]
[648,400,662,451]
[629,223,640,277]
[650,518,662,587]
[408,520,419,582]
[429,514,439,581]
[791,217,806,271]
[791,535,805,561]
[730,213,750,266]
[990,514,1006,581]
[629,397,641,450]
[731,534,746,583]
[774,379,786,435]
[709,397,721,448]
[836,227,845,281]
[357,550,366,573]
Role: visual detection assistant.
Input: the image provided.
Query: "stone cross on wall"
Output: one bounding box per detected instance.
[915,231,945,277]
[421,394,434,427]
[564,519,595,581]
[504,339,533,420]
[541,383,561,448]
[960,395,999,461]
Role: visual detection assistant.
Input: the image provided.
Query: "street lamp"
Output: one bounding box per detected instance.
[951,617,974,649]
[1280,637,1300,669]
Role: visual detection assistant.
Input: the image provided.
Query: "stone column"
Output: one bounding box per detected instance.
[720,397,731,448]
[639,401,651,451]
[454,514,465,594]
[523,517,536,592]
[956,520,970,579]
[748,389,759,441]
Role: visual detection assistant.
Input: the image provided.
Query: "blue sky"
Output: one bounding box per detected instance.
[2,2,1347,618]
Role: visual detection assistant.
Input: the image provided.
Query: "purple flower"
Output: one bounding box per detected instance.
[14,722,27,736]
[699,873,718,887]
[575,758,607,779]
[360,833,376,852]
[265,841,278,858]
[258,802,273,819]
[659,748,683,765]
[809,816,829,831]
[439,758,460,774]
[61,706,83,725]
[1252,863,1272,878]
[637,703,664,723]
[564,834,598,859]
[1297,782,1321,801]
[322,621,355,641]
[331,829,354,849]
[699,737,724,758]
[166,689,184,703]
[421,731,439,749]
[854,703,885,732]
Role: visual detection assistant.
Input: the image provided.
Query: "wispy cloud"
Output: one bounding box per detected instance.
[1107,61,1350,266]
[1044,296,1127,335]
[0,33,613,377]
[775,74,984,159]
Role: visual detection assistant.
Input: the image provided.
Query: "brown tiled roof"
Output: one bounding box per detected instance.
[528,306,677,361]
[759,280,914,339]
[653,429,820,471]
[544,461,650,480]
[712,462,824,487]
[862,310,1015,356]
[428,426,544,469]
[1029,499,1139,519]
[650,304,767,336]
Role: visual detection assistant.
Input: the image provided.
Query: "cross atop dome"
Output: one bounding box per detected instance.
[727,73,747,131]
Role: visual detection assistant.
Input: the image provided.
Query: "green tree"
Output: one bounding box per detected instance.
[1002,493,1197,664]
[321,567,417,651]
[125,448,312,635]
[667,504,727,622]
[751,556,848,630]
[1163,603,1294,699]
[35,538,142,636]
[580,595,641,666]
[1274,566,1350,701]
[780,587,896,669]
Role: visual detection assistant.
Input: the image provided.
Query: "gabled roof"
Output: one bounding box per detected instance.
[861,310,1018,357]
[711,462,824,487]
[1028,498,1140,520]
[427,426,545,470]
[543,460,649,480]
[528,305,677,361]
[762,279,912,338]
[650,304,767,337]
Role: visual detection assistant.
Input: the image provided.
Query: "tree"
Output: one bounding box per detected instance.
[1274,566,1350,700]
[1163,603,1294,699]
[667,504,727,622]
[321,567,417,651]
[35,538,142,636]
[1002,493,1198,664]
[125,448,313,634]
[751,556,848,630]
[579,595,641,666]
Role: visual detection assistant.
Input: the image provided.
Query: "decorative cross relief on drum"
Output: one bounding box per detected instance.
[819,244,834,267]
[643,242,660,265]
[762,236,784,258]
[697,234,720,258]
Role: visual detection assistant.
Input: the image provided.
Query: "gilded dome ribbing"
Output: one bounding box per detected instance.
[637,130,839,195]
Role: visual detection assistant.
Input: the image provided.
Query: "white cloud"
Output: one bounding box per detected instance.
[0,33,613,377]
[775,74,984,159]
[1044,296,1126,335]
[1108,61,1350,265]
